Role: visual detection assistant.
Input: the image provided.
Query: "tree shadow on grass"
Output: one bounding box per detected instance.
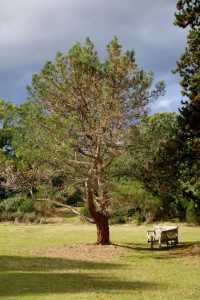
[113,241,200,251]
[112,242,170,252]
[0,272,164,297]
[112,241,200,260]
[0,255,165,297]
[0,255,122,272]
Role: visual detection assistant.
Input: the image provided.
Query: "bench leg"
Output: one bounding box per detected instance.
[150,236,154,249]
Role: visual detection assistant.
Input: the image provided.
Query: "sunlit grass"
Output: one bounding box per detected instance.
[0,223,200,299]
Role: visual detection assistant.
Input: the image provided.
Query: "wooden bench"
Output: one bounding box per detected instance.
[147,225,179,248]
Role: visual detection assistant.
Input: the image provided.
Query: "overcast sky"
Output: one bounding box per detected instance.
[0,0,187,113]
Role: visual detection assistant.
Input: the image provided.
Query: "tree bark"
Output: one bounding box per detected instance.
[96,213,110,245]
[86,179,110,245]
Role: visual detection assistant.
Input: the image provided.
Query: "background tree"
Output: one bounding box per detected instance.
[0,100,17,201]
[108,113,179,222]
[27,37,164,244]
[174,0,200,222]
[175,0,200,29]
[0,100,86,222]
[175,0,200,133]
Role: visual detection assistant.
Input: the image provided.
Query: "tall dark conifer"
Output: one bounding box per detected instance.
[174,1,200,221]
[175,0,200,135]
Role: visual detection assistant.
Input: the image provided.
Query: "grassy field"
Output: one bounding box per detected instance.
[0,223,200,300]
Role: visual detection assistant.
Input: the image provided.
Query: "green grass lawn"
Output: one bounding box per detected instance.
[0,223,200,300]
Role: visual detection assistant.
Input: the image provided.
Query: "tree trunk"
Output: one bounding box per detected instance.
[86,180,110,245]
[96,214,110,245]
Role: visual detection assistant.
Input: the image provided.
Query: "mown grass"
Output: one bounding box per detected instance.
[0,223,200,300]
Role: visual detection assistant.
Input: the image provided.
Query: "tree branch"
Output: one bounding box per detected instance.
[40,199,95,224]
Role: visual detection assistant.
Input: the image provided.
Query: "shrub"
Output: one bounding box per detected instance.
[110,211,126,224]
[19,198,35,213]
[133,211,145,225]
[0,196,35,221]
[34,199,53,217]
[0,197,22,213]
[80,206,91,218]
[110,180,161,223]
[186,202,199,224]
[65,189,83,207]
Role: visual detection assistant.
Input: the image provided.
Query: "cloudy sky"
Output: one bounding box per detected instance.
[0,0,187,113]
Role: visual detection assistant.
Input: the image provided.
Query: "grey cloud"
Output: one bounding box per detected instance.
[0,0,186,109]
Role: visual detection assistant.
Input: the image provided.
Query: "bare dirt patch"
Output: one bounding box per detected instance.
[169,244,200,257]
[34,244,122,262]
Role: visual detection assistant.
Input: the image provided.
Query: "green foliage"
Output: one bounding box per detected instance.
[0,197,34,213]
[1,33,199,226]
[175,29,200,102]
[65,189,83,207]
[0,99,16,156]
[186,202,199,224]
[17,198,35,213]
[109,211,126,224]
[79,206,91,218]
[110,180,161,223]
[174,1,200,220]
[0,196,35,221]
[34,200,53,218]
[175,0,200,29]
[25,36,165,238]
[110,113,179,219]
[174,0,200,133]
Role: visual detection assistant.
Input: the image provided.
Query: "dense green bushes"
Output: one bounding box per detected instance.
[0,187,200,225]
[109,180,162,223]
[0,197,35,222]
